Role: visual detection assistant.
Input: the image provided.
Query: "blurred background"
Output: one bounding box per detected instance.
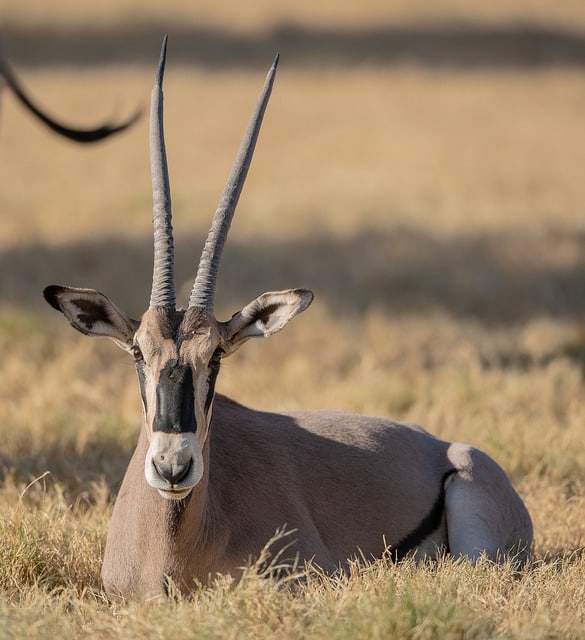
[1,0,585,323]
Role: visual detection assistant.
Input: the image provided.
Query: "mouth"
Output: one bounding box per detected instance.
[158,486,193,501]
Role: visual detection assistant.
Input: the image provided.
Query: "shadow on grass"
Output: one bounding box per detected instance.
[2,226,585,325]
[0,432,133,503]
[3,226,585,497]
[3,21,585,70]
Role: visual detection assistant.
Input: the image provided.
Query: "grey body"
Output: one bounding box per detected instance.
[102,395,531,597]
[44,39,532,600]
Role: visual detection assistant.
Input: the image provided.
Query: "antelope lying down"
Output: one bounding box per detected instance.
[44,38,532,599]
[0,44,138,142]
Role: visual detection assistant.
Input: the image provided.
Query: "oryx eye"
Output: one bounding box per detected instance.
[211,346,225,361]
[131,345,143,362]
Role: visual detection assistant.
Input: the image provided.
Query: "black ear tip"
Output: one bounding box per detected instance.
[43,285,64,310]
[295,288,315,309]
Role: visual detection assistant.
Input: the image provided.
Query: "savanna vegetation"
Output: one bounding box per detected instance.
[0,1,584,637]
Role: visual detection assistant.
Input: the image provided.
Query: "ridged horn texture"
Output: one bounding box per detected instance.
[149,35,176,310]
[188,54,279,311]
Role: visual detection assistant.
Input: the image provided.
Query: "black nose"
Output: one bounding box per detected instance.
[152,457,193,485]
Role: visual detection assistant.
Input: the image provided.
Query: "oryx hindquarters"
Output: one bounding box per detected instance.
[43,37,532,600]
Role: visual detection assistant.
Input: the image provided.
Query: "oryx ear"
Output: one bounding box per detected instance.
[43,285,139,352]
[220,289,313,355]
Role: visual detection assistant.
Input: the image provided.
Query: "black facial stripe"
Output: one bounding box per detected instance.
[390,468,458,562]
[137,362,148,413]
[180,366,195,431]
[204,355,221,416]
[153,360,196,434]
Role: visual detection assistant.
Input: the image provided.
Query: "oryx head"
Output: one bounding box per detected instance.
[44,37,313,500]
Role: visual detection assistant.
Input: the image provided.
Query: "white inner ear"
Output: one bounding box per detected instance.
[55,288,138,350]
[223,289,313,348]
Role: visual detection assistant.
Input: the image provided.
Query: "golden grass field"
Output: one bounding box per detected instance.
[1,1,585,637]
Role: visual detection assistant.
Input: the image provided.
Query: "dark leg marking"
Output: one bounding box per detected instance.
[390,468,458,561]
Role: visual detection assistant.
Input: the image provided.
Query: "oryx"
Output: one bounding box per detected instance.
[0,43,138,142]
[44,38,532,600]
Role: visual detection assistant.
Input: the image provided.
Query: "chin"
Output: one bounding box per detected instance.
[158,487,193,501]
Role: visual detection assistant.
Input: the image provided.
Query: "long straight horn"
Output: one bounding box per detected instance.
[149,35,176,309]
[188,55,279,311]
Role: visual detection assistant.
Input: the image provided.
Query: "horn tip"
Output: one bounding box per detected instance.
[265,53,279,85]
[156,35,169,87]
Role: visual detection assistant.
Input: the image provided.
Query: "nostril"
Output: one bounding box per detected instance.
[152,458,192,485]
[173,458,192,484]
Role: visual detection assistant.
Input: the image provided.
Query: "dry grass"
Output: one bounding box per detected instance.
[1,1,585,637]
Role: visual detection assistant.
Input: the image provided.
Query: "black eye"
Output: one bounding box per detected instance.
[212,346,225,360]
[131,345,143,362]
